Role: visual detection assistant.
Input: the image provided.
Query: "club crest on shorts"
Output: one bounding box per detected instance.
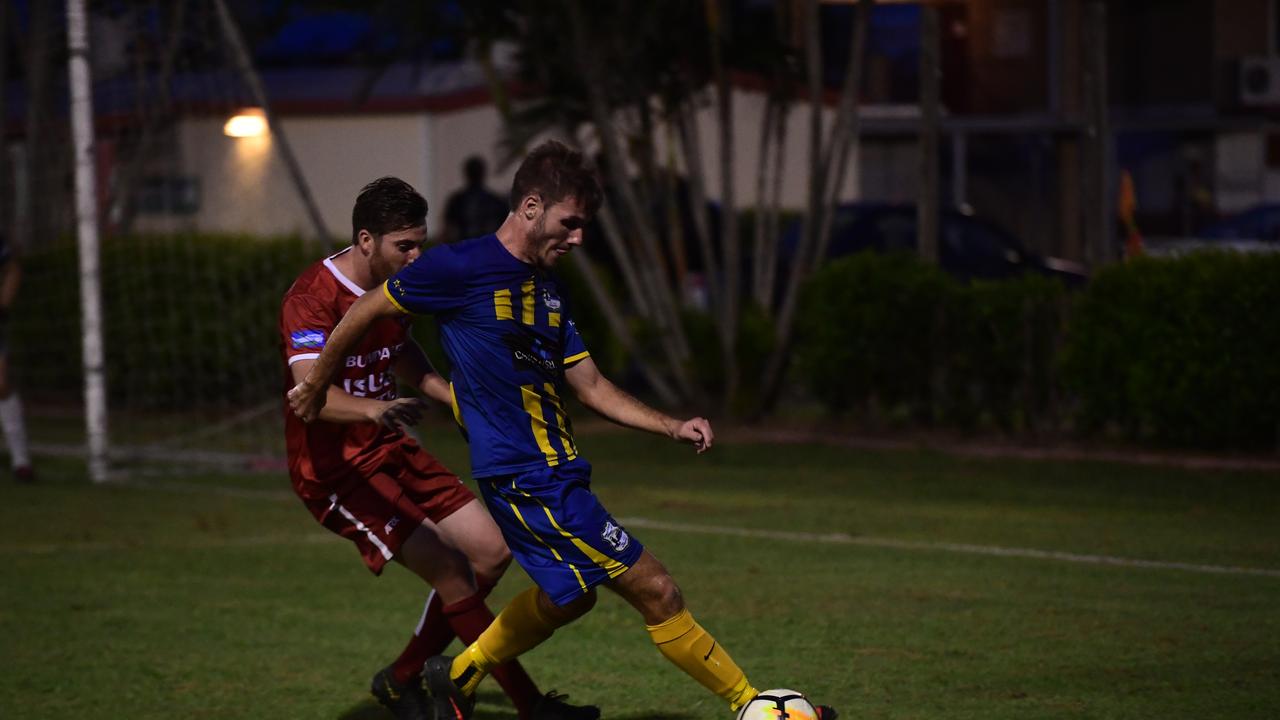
[601,519,629,553]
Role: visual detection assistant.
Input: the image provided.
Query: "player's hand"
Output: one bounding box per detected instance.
[287,379,326,423]
[674,417,714,454]
[373,398,428,431]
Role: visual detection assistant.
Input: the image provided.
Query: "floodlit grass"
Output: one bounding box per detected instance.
[2,429,1278,719]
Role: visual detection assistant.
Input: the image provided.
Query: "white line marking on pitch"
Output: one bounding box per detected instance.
[619,517,1280,579]
[10,479,1276,579]
[0,533,336,555]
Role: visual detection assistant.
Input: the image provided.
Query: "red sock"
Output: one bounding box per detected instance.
[390,577,500,685]
[390,590,452,685]
[442,590,543,720]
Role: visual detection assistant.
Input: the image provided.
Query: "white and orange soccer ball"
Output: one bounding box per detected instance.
[735,689,819,720]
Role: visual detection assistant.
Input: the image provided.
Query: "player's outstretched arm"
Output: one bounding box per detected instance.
[290,358,427,429]
[565,356,713,453]
[288,289,403,422]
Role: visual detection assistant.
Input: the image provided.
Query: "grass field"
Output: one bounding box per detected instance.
[2,427,1278,719]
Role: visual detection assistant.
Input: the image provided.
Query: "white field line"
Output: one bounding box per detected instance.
[618,517,1280,580]
[0,532,336,555]
[6,479,1277,579]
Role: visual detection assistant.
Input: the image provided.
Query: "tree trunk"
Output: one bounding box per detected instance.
[759,98,790,313]
[708,0,740,411]
[751,99,778,309]
[757,0,869,413]
[565,253,680,406]
[675,99,722,309]
[816,0,869,264]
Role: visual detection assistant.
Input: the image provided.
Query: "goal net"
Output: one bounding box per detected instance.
[11,1,329,478]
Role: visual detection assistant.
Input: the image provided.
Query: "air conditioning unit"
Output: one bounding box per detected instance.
[1239,56,1280,106]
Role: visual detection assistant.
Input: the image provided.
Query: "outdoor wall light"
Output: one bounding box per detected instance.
[224,108,268,138]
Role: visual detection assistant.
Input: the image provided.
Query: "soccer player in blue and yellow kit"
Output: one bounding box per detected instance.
[289,141,837,720]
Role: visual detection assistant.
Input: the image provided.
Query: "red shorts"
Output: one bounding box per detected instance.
[302,446,475,575]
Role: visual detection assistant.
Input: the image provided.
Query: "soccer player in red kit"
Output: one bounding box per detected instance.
[280,177,596,720]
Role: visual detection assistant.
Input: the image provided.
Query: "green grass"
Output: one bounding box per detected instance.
[2,429,1278,719]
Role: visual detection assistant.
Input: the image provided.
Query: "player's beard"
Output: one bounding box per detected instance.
[368,240,399,282]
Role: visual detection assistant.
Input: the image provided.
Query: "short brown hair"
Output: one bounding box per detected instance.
[509,140,602,217]
[351,177,428,245]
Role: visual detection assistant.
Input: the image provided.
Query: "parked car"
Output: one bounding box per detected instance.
[782,203,1088,284]
[1143,204,1280,257]
[1196,203,1280,242]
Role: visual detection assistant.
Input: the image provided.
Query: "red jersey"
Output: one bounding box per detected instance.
[280,248,416,501]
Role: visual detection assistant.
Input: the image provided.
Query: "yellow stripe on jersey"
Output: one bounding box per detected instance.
[564,350,590,366]
[506,487,589,593]
[512,483,630,579]
[382,281,410,314]
[542,382,577,459]
[548,312,561,328]
[494,289,514,320]
[521,384,560,466]
[521,279,536,325]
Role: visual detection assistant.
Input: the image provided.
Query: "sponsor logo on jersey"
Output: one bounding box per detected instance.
[504,332,559,374]
[343,370,398,399]
[601,520,630,553]
[345,343,403,368]
[291,329,326,349]
[384,516,400,535]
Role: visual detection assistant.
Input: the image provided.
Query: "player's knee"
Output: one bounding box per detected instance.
[536,587,596,628]
[638,572,684,619]
[559,588,598,621]
[472,544,512,583]
[654,573,685,616]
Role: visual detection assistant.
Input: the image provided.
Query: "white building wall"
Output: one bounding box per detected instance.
[143,114,433,239]
[144,91,902,239]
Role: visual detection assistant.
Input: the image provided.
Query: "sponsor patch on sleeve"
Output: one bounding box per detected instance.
[290,329,326,350]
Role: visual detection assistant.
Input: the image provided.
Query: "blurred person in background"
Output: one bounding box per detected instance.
[442,155,510,244]
[279,177,597,720]
[0,232,32,483]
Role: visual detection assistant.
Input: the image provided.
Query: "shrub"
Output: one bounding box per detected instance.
[795,251,957,421]
[1061,252,1280,449]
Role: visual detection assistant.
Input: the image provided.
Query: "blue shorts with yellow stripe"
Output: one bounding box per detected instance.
[477,458,643,606]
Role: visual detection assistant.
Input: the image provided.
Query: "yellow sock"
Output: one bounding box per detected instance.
[647,608,759,711]
[449,587,561,696]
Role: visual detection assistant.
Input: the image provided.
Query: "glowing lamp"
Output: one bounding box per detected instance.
[224,109,268,138]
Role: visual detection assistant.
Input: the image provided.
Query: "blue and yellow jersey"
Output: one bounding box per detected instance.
[384,234,587,478]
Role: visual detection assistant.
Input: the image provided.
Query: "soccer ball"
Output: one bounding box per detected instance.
[735,689,819,720]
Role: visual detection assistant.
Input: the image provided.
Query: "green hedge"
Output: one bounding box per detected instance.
[795,252,956,421]
[15,234,618,412]
[796,249,1280,450]
[15,234,316,408]
[1061,252,1280,448]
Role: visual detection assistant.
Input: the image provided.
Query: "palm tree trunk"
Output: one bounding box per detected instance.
[675,100,722,309]
[708,0,740,410]
[751,98,778,309]
[565,253,680,406]
[757,0,868,413]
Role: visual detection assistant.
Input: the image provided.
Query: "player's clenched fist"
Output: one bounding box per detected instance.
[287,380,326,423]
